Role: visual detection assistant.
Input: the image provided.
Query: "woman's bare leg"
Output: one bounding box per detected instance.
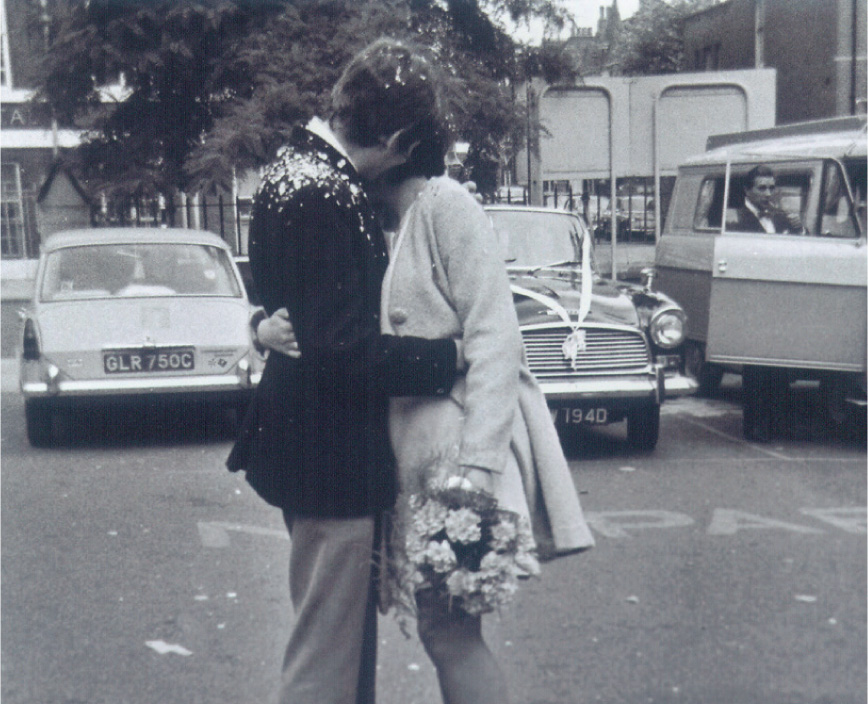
[415,589,511,704]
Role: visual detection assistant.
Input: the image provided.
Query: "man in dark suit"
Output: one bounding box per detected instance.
[730,164,804,234]
[227,41,458,704]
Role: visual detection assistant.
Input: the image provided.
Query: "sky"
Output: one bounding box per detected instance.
[509,0,640,44]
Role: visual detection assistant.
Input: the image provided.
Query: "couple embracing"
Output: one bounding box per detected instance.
[226,39,594,704]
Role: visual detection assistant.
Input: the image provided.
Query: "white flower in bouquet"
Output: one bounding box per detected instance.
[445,568,479,597]
[479,551,518,582]
[424,540,458,573]
[412,499,448,538]
[444,507,482,544]
[489,519,518,551]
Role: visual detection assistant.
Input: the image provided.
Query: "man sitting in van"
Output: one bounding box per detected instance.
[730,164,804,234]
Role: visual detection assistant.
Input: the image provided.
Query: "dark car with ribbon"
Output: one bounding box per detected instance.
[486,205,696,451]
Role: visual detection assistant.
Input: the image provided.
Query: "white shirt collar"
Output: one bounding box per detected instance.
[306,117,355,170]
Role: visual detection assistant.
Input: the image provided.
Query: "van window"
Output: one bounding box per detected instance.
[726,169,811,234]
[818,161,860,238]
[664,171,709,233]
[694,176,725,230]
[844,157,866,233]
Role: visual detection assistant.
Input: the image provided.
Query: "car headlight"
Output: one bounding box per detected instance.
[649,308,686,349]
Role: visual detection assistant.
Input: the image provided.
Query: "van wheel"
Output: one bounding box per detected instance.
[627,404,660,452]
[25,399,55,447]
[821,376,865,442]
[742,366,786,442]
[685,341,724,397]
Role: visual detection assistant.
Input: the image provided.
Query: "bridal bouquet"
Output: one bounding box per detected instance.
[397,474,540,616]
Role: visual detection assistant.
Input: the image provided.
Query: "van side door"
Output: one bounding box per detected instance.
[655,167,724,344]
[706,159,867,372]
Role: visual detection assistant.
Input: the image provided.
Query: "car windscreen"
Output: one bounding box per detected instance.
[487,210,582,267]
[40,243,243,301]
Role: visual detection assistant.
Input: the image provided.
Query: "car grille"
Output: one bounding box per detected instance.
[522,326,651,378]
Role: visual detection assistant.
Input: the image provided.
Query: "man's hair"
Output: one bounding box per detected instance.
[330,38,449,176]
[746,164,775,189]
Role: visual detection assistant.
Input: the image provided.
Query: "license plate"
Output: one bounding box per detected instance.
[550,407,609,425]
[104,348,195,374]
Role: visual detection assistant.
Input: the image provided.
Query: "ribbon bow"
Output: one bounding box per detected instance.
[510,226,593,370]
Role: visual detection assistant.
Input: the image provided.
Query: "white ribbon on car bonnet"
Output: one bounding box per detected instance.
[510,227,593,370]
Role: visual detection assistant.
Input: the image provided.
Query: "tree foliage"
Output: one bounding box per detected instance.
[612,0,718,76]
[36,0,573,197]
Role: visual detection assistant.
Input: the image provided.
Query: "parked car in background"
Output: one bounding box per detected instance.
[486,205,696,451]
[654,116,867,441]
[592,194,656,243]
[19,228,263,446]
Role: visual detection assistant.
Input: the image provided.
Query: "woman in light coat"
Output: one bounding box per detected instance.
[373,148,594,704]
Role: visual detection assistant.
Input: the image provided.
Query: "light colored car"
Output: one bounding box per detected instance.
[487,205,696,451]
[19,228,263,446]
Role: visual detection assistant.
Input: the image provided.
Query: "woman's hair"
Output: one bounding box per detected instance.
[330,38,450,178]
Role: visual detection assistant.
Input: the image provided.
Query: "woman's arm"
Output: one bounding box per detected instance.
[431,184,524,473]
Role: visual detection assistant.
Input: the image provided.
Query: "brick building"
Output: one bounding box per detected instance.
[683,0,867,124]
[1,0,87,260]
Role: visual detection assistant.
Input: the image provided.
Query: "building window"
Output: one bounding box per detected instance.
[2,163,28,257]
[697,44,721,71]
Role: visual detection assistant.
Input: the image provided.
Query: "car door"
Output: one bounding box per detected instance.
[706,159,867,372]
[655,167,723,344]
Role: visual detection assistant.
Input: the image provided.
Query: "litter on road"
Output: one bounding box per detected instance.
[145,640,193,656]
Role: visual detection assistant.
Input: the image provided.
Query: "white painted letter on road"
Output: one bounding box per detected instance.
[198,521,289,548]
[707,510,824,536]
[585,511,694,539]
[800,507,867,535]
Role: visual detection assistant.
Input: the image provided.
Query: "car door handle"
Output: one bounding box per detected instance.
[717,259,728,274]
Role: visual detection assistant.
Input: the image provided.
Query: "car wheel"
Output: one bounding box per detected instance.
[684,341,724,397]
[627,404,660,452]
[25,399,55,447]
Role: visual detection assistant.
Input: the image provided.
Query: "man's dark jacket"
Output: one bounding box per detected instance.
[730,205,797,233]
[227,127,456,517]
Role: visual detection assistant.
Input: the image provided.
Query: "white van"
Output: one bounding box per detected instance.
[654,116,867,441]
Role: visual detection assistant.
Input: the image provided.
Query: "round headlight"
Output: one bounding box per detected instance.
[649,309,686,349]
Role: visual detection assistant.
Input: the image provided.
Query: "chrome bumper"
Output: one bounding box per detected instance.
[663,371,699,397]
[537,367,697,404]
[20,361,262,398]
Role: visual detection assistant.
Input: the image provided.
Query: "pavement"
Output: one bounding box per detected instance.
[2,358,17,392]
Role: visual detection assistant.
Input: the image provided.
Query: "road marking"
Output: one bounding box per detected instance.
[677,416,792,460]
[707,509,825,536]
[584,510,694,538]
[800,507,867,534]
[198,508,867,546]
[197,521,288,548]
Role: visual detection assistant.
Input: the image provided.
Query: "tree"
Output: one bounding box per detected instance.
[37,0,571,199]
[612,0,718,76]
[37,1,286,199]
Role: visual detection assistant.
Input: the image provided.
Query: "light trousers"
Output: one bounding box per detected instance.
[279,513,378,704]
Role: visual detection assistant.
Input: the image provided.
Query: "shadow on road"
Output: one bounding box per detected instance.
[36,399,241,449]
[557,377,865,461]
